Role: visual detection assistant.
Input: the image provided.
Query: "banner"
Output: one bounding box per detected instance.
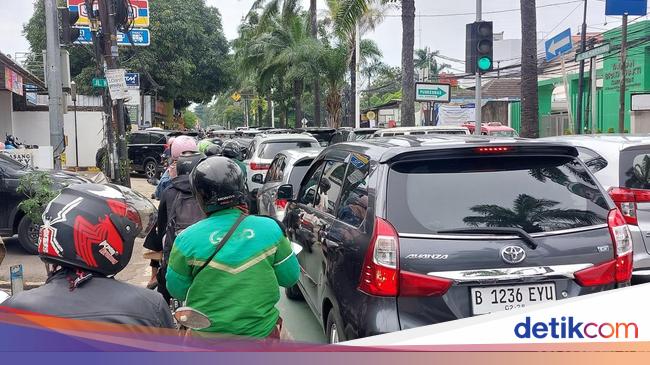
[4,67,23,96]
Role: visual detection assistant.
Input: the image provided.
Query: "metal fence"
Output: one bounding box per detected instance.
[540,113,571,137]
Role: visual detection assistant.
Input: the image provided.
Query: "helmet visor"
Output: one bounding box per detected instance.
[107,184,157,238]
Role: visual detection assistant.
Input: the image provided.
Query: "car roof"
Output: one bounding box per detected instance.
[328,134,576,163]
[278,147,324,161]
[375,126,469,133]
[541,134,650,151]
[254,133,319,142]
[337,127,379,132]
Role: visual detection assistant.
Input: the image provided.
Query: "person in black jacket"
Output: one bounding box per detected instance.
[145,151,205,302]
[3,183,174,330]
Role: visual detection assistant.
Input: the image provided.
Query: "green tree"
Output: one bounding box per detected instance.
[414,48,450,81]
[23,0,232,104]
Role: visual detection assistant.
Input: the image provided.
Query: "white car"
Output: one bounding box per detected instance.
[372,126,470,137]
[243,134,320,192]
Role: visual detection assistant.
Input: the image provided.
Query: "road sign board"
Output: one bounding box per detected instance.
[125,72,140,88]
[76,27,150,46]
[366,111,376,120]
[545,28,573,62]
[92,77,108,88]
[231,92,241,102]
[606,0,648,16]
[415,82,451,103]
[105,69,129,100]
[575,43,611,62]
[68,0,150,27]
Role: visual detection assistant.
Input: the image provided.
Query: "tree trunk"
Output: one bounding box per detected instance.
[326,89,342,129]
[294,79,303,127]
[310,0,321,126]
[520,0,539,138]
[281,103,288,129]
[400,0,416,127]
[257,101,263,127]
[267,93,273,127]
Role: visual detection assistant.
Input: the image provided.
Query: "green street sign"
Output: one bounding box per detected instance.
[92,78,108,88]
[575,43,611,62]
[415,82,452,103]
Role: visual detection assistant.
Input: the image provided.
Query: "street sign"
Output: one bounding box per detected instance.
[545,28,573,62]
[125,72,140,88]
[606,0,647,16]
[68,0,150,27]
[92,77,108,88]
[105,68,129,100]
[575,43,611,62]
[75,27,150,46]
[231,92,241,102]
[415,82,451,103]
[366,111,376,120]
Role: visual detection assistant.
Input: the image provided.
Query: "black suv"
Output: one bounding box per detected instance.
[329,127,379,145]
[278,135,632,342]
[96,130,174,179]
[0,154,88,253]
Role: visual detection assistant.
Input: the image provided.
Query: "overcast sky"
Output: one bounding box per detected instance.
[0,0,646,69]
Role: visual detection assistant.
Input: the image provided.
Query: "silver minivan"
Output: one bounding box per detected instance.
[542,134,650,273]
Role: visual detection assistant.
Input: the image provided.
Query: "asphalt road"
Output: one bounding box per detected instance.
[0,177,327,343]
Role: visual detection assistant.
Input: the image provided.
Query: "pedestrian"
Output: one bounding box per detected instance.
[3,183,174,330]
[165,156,299,339]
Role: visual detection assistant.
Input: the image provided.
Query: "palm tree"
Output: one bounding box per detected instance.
[520,0,539,138]
[414,48,451,81]
[463,194,602,233]
[400,0,416,127]
[321,44,348,128]
[310,0,321,126]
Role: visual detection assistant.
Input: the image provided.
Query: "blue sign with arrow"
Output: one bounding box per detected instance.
[606,0,648,16]
[545,28,573,62]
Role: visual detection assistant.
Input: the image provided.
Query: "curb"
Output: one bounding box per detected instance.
[0,280,43,290]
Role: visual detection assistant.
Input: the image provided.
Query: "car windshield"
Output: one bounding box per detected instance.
[387,155,610,235]
[258,141,319,159]
[0,153,28,169]
[354,131,376,140]
[490,130,518,137]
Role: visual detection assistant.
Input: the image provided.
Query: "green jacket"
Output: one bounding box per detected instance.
[166,208,299,338]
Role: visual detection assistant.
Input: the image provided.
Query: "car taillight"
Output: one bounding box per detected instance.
[358,218,399,296]
[574,209,633,286]
[608,187,650,225]
[250,162,270,170]
[358,218,453,297]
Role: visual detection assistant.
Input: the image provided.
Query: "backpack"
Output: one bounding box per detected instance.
[162,190,206,265]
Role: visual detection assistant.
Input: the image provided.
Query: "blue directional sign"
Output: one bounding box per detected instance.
[545,28,573,62]
[606,0,648,16]
[75,27,151,46]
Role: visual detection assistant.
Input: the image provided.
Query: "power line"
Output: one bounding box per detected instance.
[381,1,583,18]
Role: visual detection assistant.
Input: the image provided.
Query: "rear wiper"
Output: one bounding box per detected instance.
[436,227,538,250]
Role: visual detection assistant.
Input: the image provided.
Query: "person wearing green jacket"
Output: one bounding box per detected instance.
[166,156,299,339]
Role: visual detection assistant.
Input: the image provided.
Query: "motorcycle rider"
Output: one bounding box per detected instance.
[3,183,174,329]
[165,156,299,339]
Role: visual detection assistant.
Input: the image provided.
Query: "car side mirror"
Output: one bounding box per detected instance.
[277,184,294,200]
[252,173,264,184]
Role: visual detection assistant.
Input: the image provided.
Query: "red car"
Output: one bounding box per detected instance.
[463,122,519,137]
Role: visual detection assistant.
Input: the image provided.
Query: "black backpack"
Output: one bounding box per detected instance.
[162,190,206,264]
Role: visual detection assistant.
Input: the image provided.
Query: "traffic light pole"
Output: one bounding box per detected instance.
[44,0,65,170]
[474,0,482,136]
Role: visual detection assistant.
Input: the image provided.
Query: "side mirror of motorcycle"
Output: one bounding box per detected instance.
[174,307,211,330]
[251,174,264,184]
[277,184,293,200]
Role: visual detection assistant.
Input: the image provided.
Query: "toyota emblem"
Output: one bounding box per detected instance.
[500,246,526,264]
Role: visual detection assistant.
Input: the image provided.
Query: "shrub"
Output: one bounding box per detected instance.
[16,172,59,225]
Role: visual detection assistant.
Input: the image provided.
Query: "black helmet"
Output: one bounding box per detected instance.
[204,144,223,157]
[221,141,241,160]
[190,156,247,214]
[176,151,205,176]
[38,183,156,276]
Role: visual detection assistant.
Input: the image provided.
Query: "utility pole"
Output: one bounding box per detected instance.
[44,0,64,170]
[591,51,598,134]
[619,13,628,133]
[474,0,482,136]
[98,0,130,187]
[575,0,588,135]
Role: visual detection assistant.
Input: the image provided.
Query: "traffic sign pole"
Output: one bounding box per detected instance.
[475,0,482,135]
[576,0,588,134]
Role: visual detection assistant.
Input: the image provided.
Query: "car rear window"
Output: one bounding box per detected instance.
[620,149,650,189]
[354,131,376,140]
[258,141,319,159]
[387,155,610,235]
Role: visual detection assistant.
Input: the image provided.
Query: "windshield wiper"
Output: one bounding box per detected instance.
[436,227,538,250]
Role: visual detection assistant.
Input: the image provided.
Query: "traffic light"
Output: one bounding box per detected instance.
[465,21,494,74]
[59,7,80,45]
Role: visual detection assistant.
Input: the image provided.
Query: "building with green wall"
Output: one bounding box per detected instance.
[510,20,650,135]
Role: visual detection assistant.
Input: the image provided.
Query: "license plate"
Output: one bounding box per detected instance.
[470,283,556,315]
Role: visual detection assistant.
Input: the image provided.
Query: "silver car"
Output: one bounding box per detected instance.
[542,134,650,273]
[254,148,323,221]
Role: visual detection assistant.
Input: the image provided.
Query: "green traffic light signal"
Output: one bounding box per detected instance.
[478,56,492,71]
